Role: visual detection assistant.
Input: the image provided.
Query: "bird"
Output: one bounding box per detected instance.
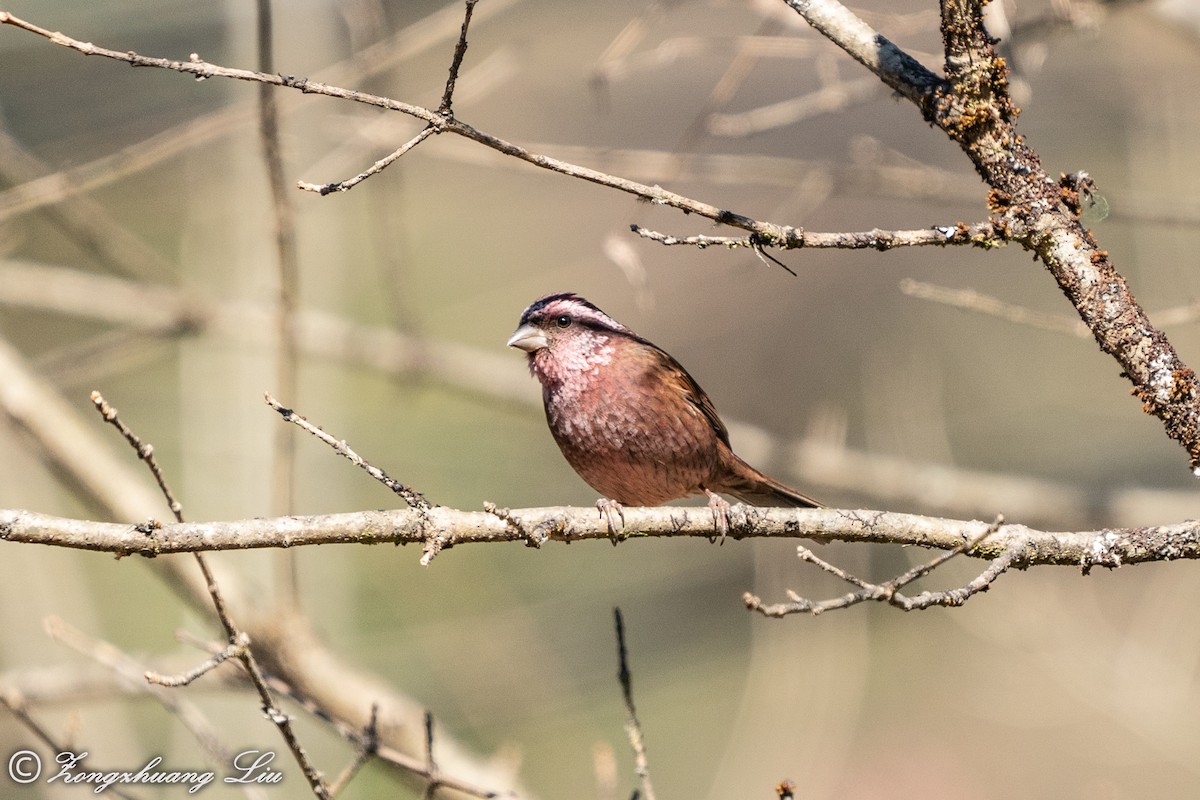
[507,292,820,538]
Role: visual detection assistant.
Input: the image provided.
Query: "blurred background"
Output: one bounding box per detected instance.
[2,0,1200,797]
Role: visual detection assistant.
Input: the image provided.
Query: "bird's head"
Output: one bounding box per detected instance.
[507,292,633,386]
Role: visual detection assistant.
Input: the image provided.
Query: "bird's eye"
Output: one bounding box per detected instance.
[555,315,572,328]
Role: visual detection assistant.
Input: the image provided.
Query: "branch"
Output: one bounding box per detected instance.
[744,516,1019,616]
[265,393,431,509]
[0,10,960,251]
[632,220,1003,251]
[781,0,945,107]
[7,259,1190,528]
[0,0,522,222]
[777,0,1200,472]
[3,505,1197,571]
[89,393,333,800]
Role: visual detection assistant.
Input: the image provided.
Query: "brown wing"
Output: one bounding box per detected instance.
[634,335,731,448]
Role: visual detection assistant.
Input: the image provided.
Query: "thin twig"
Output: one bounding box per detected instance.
[744,516,1013,616]
[749,235,798,276]
[439,0,478,115]
[421,711,442,799]
[0,0,524,222]
[483,501,548,548]
[297,126,435,194]
[0,692,74,756]
[613,609,656,800]
[89,391,184,520]
[264,392,431,509]
[631,221,1003,251]
[145,637,247,687]
[328,703,380,797]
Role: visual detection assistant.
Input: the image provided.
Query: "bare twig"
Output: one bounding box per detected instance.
[0,691,75,756]
[0,0,526,223]
[613,609,656,800]
[749,236,798,276]
[439,0,478,115]
[89,391,184,520]
[145,637,247,688]
[328,703,380,797]
[264,393,431,509]
[631,220,1003,251]
[297,126,436,194]
[484,501,549,549]
[422,711,442,800]
[743,516,1015,616]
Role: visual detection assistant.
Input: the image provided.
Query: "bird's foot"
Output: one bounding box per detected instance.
[704,489,731,545]
[596,498,626,540]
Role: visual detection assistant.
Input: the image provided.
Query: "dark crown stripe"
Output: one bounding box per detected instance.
[520,292,627,335]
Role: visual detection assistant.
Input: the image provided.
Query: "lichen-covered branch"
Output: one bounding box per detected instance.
[781,0,1200,471]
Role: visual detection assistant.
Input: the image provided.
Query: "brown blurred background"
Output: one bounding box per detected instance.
[2,0,1200,797]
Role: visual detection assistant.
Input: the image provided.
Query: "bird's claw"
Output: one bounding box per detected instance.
[596,498,625,540]
[704,489,731,545]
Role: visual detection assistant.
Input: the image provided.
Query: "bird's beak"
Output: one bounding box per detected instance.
[507,324,548,352]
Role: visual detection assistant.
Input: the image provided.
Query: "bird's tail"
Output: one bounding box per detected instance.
[717,451,822,508]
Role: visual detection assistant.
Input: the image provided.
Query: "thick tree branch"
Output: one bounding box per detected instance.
[779,0,1200,471]
[3,506,1198,571]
